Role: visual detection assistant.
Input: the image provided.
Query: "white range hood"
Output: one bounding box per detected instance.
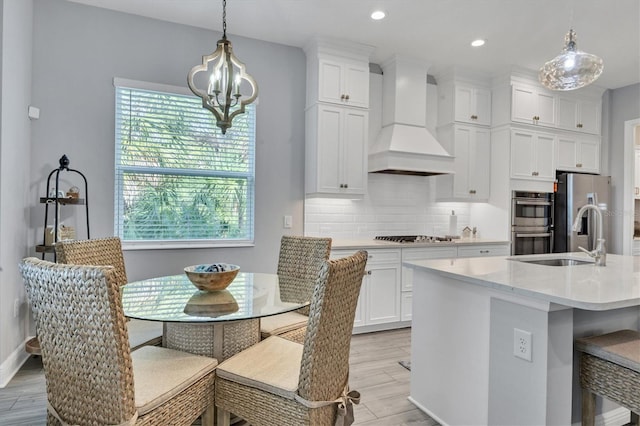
[369,56,454,176]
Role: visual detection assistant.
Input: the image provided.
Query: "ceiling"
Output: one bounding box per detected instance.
[67,0,639,90]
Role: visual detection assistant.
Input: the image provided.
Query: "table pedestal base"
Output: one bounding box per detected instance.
[163,319,260,361]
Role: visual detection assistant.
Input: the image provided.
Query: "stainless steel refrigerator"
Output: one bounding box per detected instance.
[554,172,611,253]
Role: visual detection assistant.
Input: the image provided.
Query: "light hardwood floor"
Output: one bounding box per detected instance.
[0,328,438,425]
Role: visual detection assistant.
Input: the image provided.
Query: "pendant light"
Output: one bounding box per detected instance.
[538,28,603,91]
[188,0,258,134]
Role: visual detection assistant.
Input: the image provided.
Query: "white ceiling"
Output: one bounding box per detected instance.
[67,0,640,90]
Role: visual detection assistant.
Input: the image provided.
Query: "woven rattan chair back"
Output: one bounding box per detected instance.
[277,236,332,305]
[20,258,136,425]
[297,250,367,403]
[56,237,128,287]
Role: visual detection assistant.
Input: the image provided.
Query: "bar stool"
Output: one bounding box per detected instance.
[575,330,640,426]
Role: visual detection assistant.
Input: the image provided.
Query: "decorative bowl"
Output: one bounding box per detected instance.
[184,263,240,291]
[184,290,239,317]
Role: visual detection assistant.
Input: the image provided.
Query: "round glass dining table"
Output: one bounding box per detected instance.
[121,272,308,360]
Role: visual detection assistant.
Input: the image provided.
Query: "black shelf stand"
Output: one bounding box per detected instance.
[37,155,90,260]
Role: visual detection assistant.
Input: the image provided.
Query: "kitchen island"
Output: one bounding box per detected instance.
[406,253,640,426]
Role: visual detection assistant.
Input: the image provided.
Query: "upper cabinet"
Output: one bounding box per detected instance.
[436,124,491,201]
[557,96,601,135]
[304,38,374,110]
[317,58,370,108]
[304,38,374,196]
[510,128,556,181]
[511,83,557,127]
[438,81,492,126]
[556,133,600,174]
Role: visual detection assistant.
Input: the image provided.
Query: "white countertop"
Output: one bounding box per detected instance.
[405,252,640,311]
[331,238,509,250]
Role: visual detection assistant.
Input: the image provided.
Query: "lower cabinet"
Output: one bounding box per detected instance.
[332,243,510,333]
[331,249,401,332]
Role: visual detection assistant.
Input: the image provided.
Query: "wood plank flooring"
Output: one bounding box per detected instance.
[0,328,438,425]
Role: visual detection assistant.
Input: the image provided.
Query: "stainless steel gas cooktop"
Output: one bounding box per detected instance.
[374,235,453,243]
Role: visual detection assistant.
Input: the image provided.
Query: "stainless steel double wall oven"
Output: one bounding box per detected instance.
[511,191,554,255]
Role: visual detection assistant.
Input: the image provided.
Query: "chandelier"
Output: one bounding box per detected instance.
[188,0,258,134]
[538,28,603,91]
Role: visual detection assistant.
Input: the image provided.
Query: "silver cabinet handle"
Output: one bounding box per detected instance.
[515,233,552,238]
[480,250,489,254]
[576,163,583,168]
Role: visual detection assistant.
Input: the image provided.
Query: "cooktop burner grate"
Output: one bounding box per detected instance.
[374,235,453,243]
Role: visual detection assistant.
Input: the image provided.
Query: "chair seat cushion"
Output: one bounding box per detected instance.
[575,329,640,373]
[260,312,308,337]
[216,336,303,400]
[127,319,163,351]
[131,346,218,415]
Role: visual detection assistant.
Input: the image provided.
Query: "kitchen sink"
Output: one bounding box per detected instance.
[512,258,593,266]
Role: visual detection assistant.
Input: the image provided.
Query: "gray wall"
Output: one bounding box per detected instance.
[30,0,306,282]
[607,83,640,253]
[0,0,33,383]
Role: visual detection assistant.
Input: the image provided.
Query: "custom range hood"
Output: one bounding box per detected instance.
[369,56,454,176]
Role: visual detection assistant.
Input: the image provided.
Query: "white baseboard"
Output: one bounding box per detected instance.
[410,395,630,426]
[0,336,33,388]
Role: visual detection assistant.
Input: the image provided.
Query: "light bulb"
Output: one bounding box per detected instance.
[370,10,386,20]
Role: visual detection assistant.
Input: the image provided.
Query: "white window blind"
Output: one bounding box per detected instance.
[114,80,255,246]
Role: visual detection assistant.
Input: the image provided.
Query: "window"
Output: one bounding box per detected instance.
[114,78,255,248]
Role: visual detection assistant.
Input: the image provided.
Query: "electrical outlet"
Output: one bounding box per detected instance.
[13,299,20,318]
[513,328,532,362]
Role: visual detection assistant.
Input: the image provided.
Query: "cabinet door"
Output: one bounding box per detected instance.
[353,290,365,328]
[512,85,537,124]
[318,59,344,105]
[512,85,556,127]
[401,292,412,321]
[576,137,600,173]
[343,63,370,108]
[365,265,401,325]
[468,128,491,199]
[457,244,510,258]
[342,109,368,194]
[474,88,492,126]
[577,99,601,135]
[316,106,343,193]
[510,129,536,178]
[451,126,473,198]
[557,97,579,132]
[454,86,474,124]
[534,133,556,180]
[635,150,640,199]
[557,135,579,171]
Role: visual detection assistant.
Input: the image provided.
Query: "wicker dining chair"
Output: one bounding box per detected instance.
[19,257,217,426]
[215,250,367,426]
[575,329,640,426]
[260,235,332,343]
[56,237,163,350]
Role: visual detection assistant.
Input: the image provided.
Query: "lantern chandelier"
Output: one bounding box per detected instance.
[538,27,603,91]
[188,0,258,134]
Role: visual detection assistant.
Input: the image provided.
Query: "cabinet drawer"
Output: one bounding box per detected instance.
[331,248,400,265]
[401,246,457,291]
[457,244,510,258]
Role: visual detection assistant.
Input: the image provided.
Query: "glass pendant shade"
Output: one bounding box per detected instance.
[539,29,603,91]
[187,0,258,134]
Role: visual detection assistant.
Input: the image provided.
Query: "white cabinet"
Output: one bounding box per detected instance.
[438,81,492,126]
[317,58,370,108]
[454,85,492,126]
[436,124,491,201]
[510,128,556,181]
[305,104,368,195]
[635,150,640,199]
[457,244,510,258]
[557,96,601,135]
[331,249,401,330]
[556,134,600,174]
[400,246,457,321]
[511,83,557,127]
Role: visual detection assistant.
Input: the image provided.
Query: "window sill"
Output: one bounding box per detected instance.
[122,240,255,251]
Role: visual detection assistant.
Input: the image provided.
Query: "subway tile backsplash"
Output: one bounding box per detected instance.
[304,174,470,239]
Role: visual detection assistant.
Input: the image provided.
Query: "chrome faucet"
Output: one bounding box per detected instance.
[572,204,606,266]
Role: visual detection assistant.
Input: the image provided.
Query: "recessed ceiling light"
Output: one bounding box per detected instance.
[371,10,386,20]
[471,39,486,47]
